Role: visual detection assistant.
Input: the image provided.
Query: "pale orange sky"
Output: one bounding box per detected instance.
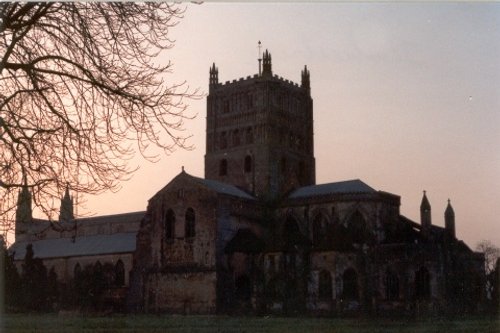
[78,3,499,249]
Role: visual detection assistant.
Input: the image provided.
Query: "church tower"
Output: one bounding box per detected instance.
[204,49,315,198]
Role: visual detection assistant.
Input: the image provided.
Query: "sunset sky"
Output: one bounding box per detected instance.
[81,3,499,248]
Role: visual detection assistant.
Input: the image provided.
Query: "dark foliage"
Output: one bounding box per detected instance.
[2,240,21,310]
[20,244,48,311]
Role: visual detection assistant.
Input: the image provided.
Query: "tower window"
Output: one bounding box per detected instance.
[247,94,253,108]
[185,207,196,239]
[219,159,228,176]
[299,161,306,183]
[288,132,294,148]
[245,127,253,144]
[220,132,227,149]
[232,129,240,146]
[165,209,175,240]
[244,155,252,173]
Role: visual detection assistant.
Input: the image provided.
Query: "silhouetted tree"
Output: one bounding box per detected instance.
[74,261,115,312]
[20,244,48,311]
[492,259,499,313]
[2,237,21,311]
[476,240,500,302]
[0,3,200,237]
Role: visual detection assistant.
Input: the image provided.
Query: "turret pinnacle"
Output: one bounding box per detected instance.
[59,184,74,222]
[262,49,272,77]
[16,184,32,224]
[301,65,310,93]
[209,63,219,91]
[445,199,455,239]
[420,190,432,229]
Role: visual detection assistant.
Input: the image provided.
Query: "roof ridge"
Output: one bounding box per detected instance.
[184,173,255,200]
[75,211,145,221]
[288,179,376,199]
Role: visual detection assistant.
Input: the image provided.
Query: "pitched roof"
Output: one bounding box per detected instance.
[288,179,376,199]
[191,175,256,200]
[74,211,145,224]
[9,232,136,260]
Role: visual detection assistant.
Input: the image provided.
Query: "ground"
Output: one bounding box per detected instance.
[2,314,498,333]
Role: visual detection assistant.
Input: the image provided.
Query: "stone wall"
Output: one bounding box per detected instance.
[145,271,217,314]
[15,253,134,286]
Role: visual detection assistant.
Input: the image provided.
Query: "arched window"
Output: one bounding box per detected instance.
[284,215,302,249]
[288,132,294,148]
[312,214,326,245]
[244,155,252,173]
[280,157,287,174]
[185,208,195,238]
[165,209,175,240]
[415,267,431,299]
[232,129,240,146]
[219,159,228,176]
[385,269,399,300]
[348,210,369,244]
[342,268,358,300]
[298,161,306,183]
[74,263,81,279]
[248,94,253,108]
[115,259,125,286]
[318,270,332,301]
[220,131,227,149]
[245,127,253,144]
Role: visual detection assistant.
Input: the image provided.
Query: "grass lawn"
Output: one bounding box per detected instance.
[1,314,499,333]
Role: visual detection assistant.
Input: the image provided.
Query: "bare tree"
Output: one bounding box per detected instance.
[476,240,500,299]
[0,3,200,239]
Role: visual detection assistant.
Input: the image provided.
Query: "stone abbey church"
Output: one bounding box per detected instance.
[11,50,485,316]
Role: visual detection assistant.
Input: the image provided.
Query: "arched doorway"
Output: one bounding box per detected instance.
[342,268,359,300]
[415,267,431,299]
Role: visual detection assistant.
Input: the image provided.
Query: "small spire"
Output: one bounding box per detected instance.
[420,190,431,210]
[420,190,432,229]
[445,198,455,238]
[182,165,185,173]
[445,199,454,217]
[16,182,32,224]
[301,65,310,93]
[59,184,74,222]
[63,183,71,199]
[258,40,262,76]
